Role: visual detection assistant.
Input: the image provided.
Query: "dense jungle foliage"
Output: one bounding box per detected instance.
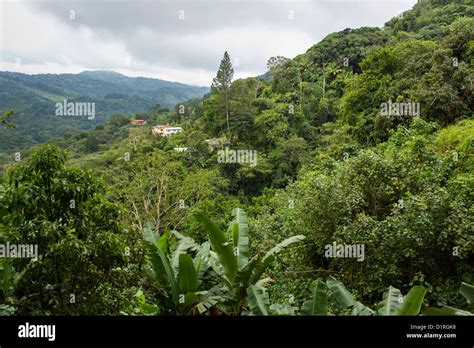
[0,0,473,316]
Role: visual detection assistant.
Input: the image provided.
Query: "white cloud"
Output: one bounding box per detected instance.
[0,0,417,86]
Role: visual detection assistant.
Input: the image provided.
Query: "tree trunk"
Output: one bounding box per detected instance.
[225,91,230,139]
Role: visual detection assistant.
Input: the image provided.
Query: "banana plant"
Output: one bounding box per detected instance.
[326,276,427,316]
[196,208,305,315]
[326,276,374,315]
[245,279,297,316]
[143,221,201,314]
[241,277,428,316]
[296,277,426,316]
[424,282,474,316]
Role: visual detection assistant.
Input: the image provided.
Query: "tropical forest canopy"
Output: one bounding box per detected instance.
[0,0,473,316]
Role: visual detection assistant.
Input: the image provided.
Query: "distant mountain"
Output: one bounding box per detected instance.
[0,70,209,153]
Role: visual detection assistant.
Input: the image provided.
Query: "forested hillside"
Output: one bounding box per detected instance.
[0,70,209,153]
[0,0,472,316]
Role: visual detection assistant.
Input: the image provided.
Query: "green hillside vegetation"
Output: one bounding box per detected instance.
[0,70,209,153]
[0,0,472,316]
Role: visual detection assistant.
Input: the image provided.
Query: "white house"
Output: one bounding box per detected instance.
[162,126,183,136]
[151,125,183,137]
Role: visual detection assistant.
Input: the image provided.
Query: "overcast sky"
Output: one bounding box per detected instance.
[0,0,416,86]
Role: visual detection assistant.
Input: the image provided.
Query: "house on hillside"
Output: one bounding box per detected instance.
[130,119,147,126]
[162,126,183,136]
[151,125,161,136]
[151,125,183,137]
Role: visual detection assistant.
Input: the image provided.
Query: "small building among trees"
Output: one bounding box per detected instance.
[151,125,183,137]
[130,119,147,126]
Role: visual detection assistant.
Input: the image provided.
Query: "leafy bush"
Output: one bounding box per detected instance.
[0,146,144,314]
[253,120,474,304]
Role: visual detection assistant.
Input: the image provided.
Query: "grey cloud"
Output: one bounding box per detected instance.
[6,0,416,84]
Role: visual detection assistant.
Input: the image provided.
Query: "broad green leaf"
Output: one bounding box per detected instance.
[395,286,426,316]
[181,292,197,308]
[460,282,474,305]
[196,295,225,314]
[194,241,220,279]
[156,230,171,252]
[235,256,262,291]
[247,284,269,316]
[424,306,473,316]
[143,221,171,251]
[157,246,179,304]
[351,301,375,316]
[424,282,474,316]
[196,285,227,314]
[140,303,160,315]
[269,303,296,316]
[377,286,402,315]
[229,208,249,269]
[143,221,158,244]
[327,276,356,308]
[171,231,199,274]
[196,212,238,285]
[146,243,179,304]
[326,276,373,315]
[178,254,198,294]
[250,235,305,283]
[145,243,166,284]
[135,289,146,304]
[301,279,328,315]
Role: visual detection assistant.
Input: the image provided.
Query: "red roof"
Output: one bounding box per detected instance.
[130,119,147,125]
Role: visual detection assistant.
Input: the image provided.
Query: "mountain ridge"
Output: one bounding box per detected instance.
[0,70,210,153]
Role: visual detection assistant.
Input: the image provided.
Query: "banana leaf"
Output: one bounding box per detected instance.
[196,212,238,285]
[247,284,269,316]
[229,208,249,269]
[377,286,402,315]
[301,279,328,315]
[394,286,426,316]
[250,235,305,283]
[178,254,198,294]
[460,282,474,306]
[146,242,179,304]
[327,276,374,315]
[424,306,473,316]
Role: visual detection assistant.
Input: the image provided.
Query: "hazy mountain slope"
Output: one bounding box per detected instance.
[0,70,209,108]
[0,70,209,153]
